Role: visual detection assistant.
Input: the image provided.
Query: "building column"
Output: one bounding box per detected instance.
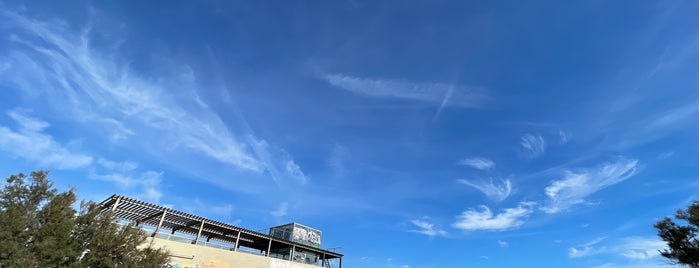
[267,239,272,256]
[194,220,205,244]
[234,231,241,252]
[339,257,343,268]
[152,210,167,237]
[289,245,295,261]
[110,196,121,213]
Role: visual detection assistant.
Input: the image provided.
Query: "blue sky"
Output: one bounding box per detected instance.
[1,0,698,267]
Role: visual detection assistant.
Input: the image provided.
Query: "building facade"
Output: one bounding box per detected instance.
[98,195,343,268]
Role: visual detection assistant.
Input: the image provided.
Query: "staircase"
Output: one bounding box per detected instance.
[323,259,333,268]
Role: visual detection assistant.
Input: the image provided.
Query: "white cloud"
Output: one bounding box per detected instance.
[559,130,570,144]
[321,73,486,108]
[569,236,665,262]
[569,246,595,258]
[569,237,607,258]
[0,11,263,172]
[285,159,308,184]
[183,199,234,219]
[97,158,138,173]
[618,237,666,260]
[542,158,639,213]
[452,202,535,231]
[0,110,92,169]
[457,178,512,202]
[656,151,674,160]
[90,166,164,203]
[409,218,447,237]
[498,240,509,247]
[271,202,288,217]
[248,137,309,185]
[457,157,495,170]
[520,134,546,158]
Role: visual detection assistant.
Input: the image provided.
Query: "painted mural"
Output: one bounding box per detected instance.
[166,257,230,268]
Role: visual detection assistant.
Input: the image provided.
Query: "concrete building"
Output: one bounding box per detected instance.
[98,195,343,268]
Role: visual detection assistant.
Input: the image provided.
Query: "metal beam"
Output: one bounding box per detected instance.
[172,219,201,234]
[206,229,236,242]
[137,211,165,225]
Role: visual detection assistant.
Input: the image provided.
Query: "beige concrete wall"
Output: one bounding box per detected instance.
[145,237,320,268]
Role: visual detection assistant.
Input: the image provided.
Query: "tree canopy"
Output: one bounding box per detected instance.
[654,201,699,267]
[0,170,170,267]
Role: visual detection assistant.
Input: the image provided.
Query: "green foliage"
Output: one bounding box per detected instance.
[0,171,170,267]
[655,201,699,268]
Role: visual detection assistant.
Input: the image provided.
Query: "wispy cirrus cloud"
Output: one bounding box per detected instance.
[181,199,235,220]
[91,158,164,203]
[542,158,639,214]
[520,134,546,158]
[568,237,607,258]
[321,73,486,108]
[0,110,92,169]
[558,130,570,144]
[457,157,495,170]
[409,218,447,237]
[270,202,289,217]
[457,178,512,202]
[452,202,535,231]
[90,169,164,203]
[1,10,312,190]
[0,11,263,172]
[569,236,665,261]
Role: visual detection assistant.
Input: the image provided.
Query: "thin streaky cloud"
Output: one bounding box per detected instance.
[270,202,289,217]
[321,73,486,108]
[457,178,512,202]
[558,130,570,144]
[542,158,639,214]
[0,111,92,169]
[0,11,263,172]
[90,170,164,203]
[433,83,455,121]
[520,134,546,158]
[409,219,448,237]
[568,236,665,261]
[457,157,495,170]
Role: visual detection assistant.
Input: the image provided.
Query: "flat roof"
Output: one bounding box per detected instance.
[98,194,342,259]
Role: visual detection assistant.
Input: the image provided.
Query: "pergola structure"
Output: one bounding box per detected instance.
[98,195,343,267]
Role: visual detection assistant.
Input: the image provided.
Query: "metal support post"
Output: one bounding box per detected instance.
[152,210,167,237]
[234,231,241,252]
[267,239,272,256]
[110,196,121,213]
[194,220,205,244]
[290,245,295,261]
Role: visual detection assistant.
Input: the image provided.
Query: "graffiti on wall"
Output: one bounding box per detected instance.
[166,257,229,268]
[291,226,321,248]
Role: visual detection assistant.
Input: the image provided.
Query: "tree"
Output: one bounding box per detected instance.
[654,201,699,267]
[0,171,170,267]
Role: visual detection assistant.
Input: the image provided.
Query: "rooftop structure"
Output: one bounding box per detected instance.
[98,195,343,268]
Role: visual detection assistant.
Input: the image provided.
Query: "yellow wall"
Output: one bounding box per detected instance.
[146,237,320,268]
